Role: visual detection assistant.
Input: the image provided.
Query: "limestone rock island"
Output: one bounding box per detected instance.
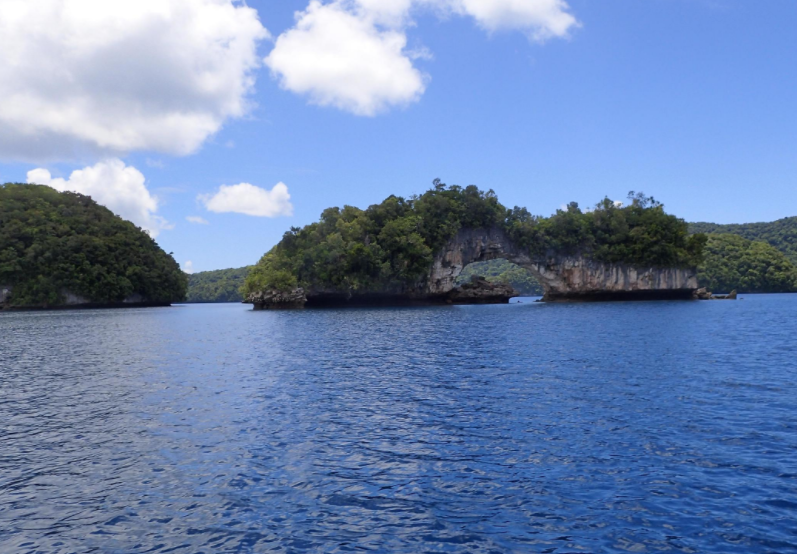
[243,183,707,309]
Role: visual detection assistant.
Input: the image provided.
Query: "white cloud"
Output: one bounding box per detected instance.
[265,1,427,116]
[183,261,195,274]
[0,0,268,162]
[27,159,173,237]
[200,182,294,218]
[265,0,577,115]
[186,216,210,225]
[447,0,579,40]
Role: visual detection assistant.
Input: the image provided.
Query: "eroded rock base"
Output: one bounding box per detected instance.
[543,289,698,302]
[249,277,517,309]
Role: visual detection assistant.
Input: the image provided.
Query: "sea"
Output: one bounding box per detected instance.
[1,295,796,553]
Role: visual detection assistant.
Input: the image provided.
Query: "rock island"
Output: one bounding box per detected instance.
[244,183,708,308]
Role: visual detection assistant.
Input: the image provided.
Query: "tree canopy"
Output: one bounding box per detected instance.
[0,183,187,307]
[245,183,705,296]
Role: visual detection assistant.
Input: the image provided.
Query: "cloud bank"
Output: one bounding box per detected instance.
[266,0,578,115]
[27,159,172,237]
[200,182,294,218]
[0,0,268,162]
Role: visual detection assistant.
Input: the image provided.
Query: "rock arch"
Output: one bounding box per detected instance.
[425,227,698,302]
[250,226,700,308]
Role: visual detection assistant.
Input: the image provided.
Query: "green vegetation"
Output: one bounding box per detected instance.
[697,234,797,294]
[690,217,797,265]
[245,183,704,296]
[458,260,543,296]
[0,183,186,307]
[187,267,252,303]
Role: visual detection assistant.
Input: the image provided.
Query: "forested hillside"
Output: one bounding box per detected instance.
[0,184,186,307]
[689,217,797,265]
[187,267,251,303]
[697,234,797,294]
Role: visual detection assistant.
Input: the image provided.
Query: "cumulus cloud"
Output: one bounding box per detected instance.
[447,0,579,40]
[183,261,195,274]
[266,0,578,115]
[265,1,427,116]
[0,0,268,162]
[200,182,294,218]
[186,216,210,225]
[27,159,173,237]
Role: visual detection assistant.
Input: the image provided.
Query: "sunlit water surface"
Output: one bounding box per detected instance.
[1,296,796,553]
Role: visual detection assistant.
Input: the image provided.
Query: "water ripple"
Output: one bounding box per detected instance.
[1,297,797,553]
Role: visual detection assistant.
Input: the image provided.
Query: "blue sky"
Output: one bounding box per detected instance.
[1,0,795,273]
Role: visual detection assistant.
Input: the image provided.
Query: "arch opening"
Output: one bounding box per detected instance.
[456,260,543,297]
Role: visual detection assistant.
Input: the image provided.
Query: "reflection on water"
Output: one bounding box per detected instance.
[1,296,796,553]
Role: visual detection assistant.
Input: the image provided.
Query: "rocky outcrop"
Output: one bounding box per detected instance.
[694,287,738,300]
[247,288,307,310]
[446,276,517,304]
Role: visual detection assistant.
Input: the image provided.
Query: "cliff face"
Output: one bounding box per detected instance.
[427,227,698,301]
[525,257,698,301]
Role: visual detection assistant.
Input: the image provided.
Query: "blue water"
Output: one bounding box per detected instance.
[1,296,796,553]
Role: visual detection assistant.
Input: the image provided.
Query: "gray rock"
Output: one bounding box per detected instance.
[247,288,307,310]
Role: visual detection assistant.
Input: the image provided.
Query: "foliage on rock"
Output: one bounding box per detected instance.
[0,183,186,306]
[245,182,704,296]
[505,192,706,268]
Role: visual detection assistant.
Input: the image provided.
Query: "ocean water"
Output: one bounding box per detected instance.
[1,296,796,553]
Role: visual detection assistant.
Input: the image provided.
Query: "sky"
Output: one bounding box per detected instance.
[0,0,795,273]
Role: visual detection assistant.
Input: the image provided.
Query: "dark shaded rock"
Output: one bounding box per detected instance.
[694,287,713,300]
[247,288,307,310]
[446,275,517,304]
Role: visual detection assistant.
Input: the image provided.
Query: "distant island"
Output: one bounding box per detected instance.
[186,266,254,303]
[0,184,186,309]
[242,183,709,308]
